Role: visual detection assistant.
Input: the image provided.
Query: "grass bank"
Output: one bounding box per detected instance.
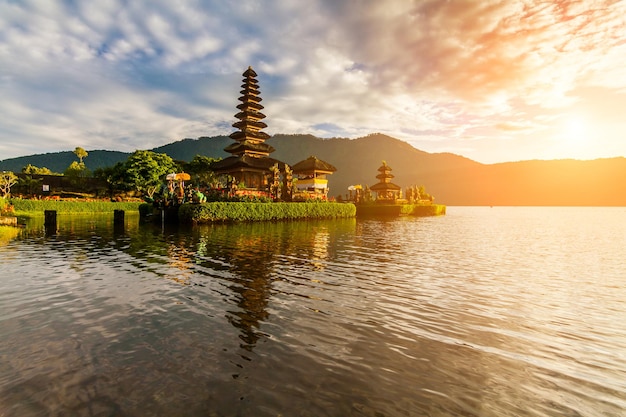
[177,202,356,223]
[8,199,142,217]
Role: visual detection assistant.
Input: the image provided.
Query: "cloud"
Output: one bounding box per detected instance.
[495,122,533,132]
[0,0,625,163]
[321,0,625,100]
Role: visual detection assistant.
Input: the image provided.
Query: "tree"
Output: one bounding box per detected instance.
[64,161,90,188]
[74,147,88,164]
[22,164,54,175]
[184,155,220,187]
[65,161,89,178]
[18,175,43,195]
[93,162,130,195]
[0,171,18,197]
[124,150,178,198]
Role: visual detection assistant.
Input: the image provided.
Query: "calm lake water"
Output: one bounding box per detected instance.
[1,207,625,417]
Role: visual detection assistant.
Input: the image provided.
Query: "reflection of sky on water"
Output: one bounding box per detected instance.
[3,210,626,416]
[17,218,361,352]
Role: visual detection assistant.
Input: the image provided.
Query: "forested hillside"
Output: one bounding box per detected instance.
[0,150,128,174]
[2,134,625,205]
[152,136,231,162]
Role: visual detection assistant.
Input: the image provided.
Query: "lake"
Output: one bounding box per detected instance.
[1,207,625,416]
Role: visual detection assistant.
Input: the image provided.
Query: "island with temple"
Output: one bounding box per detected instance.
[0,67,445,223]
[201,66,341,203]
[140,66,445,223]
[0,65,443,224]
[144,66,356,223]
[350,161,446,217]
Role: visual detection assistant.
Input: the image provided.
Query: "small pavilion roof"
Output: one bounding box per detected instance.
[292,156,337,174]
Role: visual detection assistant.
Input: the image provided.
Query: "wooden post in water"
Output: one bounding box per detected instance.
[114,209,125,233]
[114,209,125,225]
[44,210,57,235]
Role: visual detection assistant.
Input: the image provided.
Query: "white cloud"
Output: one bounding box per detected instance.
[0,0,625,163]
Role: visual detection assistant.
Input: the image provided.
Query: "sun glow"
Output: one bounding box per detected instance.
[562,115,588,145]
[544,113,596,160]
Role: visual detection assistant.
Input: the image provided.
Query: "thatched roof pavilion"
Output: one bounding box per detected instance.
[292,156,337,199]
[292,156,337,175]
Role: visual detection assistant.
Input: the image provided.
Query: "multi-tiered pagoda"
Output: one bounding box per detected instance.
[211,66,285,192]
[370,161,401,202]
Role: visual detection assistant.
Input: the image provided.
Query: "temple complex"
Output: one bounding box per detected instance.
[211,66,285,193]
[369,161,401,203]
[292,156,337,200]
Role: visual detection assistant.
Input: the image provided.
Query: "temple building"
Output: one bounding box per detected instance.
[292,156,337,200]
[369,161,401,202]
[211,66,285,193]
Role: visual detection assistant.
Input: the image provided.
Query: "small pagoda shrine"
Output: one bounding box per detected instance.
[211,66,285,194]
[292,156,337,200]
[369,161,401,203]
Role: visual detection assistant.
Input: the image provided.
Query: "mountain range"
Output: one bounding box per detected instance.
[1,133,625,206]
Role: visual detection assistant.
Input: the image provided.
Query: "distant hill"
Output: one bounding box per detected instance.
[269,134,626,206]
[267,133,482,201]
[152,136,231,162]
[0,150,129,174]
[0,136,233,173]
[1,133,625,206]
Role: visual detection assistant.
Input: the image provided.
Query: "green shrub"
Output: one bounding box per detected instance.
[410,204,446,216]
[138,203,154,217]
[179,202,356,223]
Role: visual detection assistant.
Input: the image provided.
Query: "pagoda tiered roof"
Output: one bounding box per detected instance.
[370,161,401,191]
[224,66,271,150]
[211,154,285,172]
[223,140,275,155]
[228,130,271,141]
[211,66,285,186]
[232,120,268,131]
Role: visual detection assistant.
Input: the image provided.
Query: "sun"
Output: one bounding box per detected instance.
[562,115,588,145]
[548,113,594,159]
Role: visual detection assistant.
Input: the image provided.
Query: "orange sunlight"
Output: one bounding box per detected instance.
[551,113,594,159]
[562,115,588,145]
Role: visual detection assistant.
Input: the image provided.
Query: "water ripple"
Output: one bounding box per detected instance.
[1,209,625,416]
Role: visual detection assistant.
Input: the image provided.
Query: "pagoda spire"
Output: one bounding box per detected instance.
[376,161,394,183]
[224,66,274,156]
[370,160,401,201]
[211,66,285,192]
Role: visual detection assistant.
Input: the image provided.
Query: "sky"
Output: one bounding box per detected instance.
[1,0,625,164]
